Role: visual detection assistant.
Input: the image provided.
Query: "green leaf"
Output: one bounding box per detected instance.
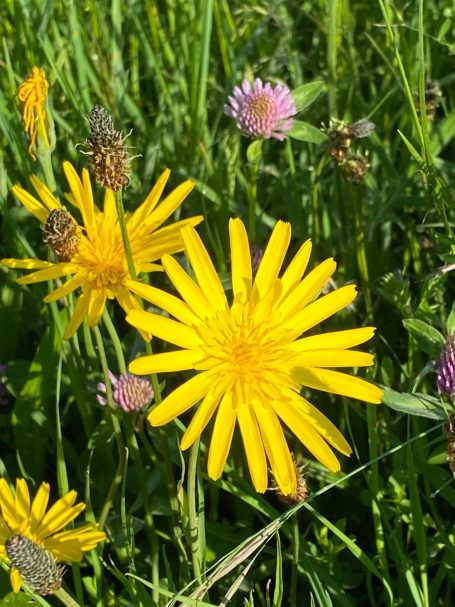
[246,139,263,164]
[382,387,447,420]
[12,325,61,479]
[288,121,328,144]
[402,318,445,358]
[447,300,455,334]
[0,593,35,606]
[291,81,325,112]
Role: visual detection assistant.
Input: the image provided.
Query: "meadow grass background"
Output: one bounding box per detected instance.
[1,0,455,605]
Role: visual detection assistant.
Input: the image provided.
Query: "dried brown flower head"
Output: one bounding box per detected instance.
[42,208,80,261]
[82,104,132,191]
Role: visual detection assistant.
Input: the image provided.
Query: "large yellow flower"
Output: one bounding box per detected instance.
[0,478,105,593]
[2,162,202,339]
[126,219,383,495]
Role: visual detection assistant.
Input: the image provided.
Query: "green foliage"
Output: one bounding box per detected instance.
[1,0,455,606]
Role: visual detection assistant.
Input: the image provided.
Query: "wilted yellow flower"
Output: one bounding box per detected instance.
[16,66,51,158]
[2,162,202,339]
[126,219,383,495]
[0,478,105,594]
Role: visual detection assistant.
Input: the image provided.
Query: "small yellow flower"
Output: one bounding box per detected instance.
[17,66,51,158]
[0,478,105,593]
[126,219,383,495]
[1,162,203,339]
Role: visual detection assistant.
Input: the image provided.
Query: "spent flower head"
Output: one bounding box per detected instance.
[2,162,202,339]
[0,478,105,594]
[224,78,297,140]
[82,104,133,191]
[97,371,154,412]
[126,218,383,495]
[16,67,52,158]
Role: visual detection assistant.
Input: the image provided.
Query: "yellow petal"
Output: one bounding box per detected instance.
[44,526,105,561]
[2,258,54,270]
[237,404,268,493]
[43,273,86,303]
[14,479,31,522]
[278,257,337,319]
[30,482,50,530]
[36,491,84,538]
[0,478,18,530]
[182,225,227,311]
[253,221,291,301]
[127,310,200,349]
[274,394,351,462]
[63,162,95,226]
[180,391,221,450]
[292,350,374,368]
[87,287,107,327]
[229,218,252,299]
[133,216,204,262]
[16,262,75,285]
[103,188,117,223]
[287,285,358,338]
[63,292,90,339]
[288,327,377,352]
[207,393,237,480]
[30,175,62,213]
[162,254,216,319]
[294,367,384,403]
[131,350,200,374]
[145,179,195,231]
[148,372,214,425]
[254,404,296,495]
[11,184,51,223]
[126,280,200,326]
[280,239,312,297]
[129,169,170,229]
[10,567,22,593]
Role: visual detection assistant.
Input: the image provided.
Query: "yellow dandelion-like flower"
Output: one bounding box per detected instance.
[0,478,105,593]
[1,161,202,339]
[126,219,383,495]
[16,66,51,158]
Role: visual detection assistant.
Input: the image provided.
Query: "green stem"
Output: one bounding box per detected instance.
[351,185,372,318]
[115,189,137,279]
[92,325,126,529]
[102,308,127,374]
[54,586,82,607]
[248,157,259,242]
[188,437,204,583]
[290,514,299,607]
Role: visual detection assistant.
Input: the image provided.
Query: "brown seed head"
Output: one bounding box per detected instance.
[42,208,80,261]
[83,104,132,191]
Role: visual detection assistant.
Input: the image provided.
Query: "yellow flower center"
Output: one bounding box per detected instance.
[199,300,295,404]
[73,217,128,292]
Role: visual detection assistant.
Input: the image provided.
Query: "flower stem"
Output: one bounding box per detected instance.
[115,189,137,279]
[54,587,82,607]
[188,437,204,583]
[92,325,126,529]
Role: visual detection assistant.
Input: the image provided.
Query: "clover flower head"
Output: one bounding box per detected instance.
[224,78,297,140]
[436,335,455,397]
[97,371,154,412]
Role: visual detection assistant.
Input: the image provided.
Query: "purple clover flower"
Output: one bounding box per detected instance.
[97,371,154,412]
[224,78,297,140]
[436,335,455,397]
